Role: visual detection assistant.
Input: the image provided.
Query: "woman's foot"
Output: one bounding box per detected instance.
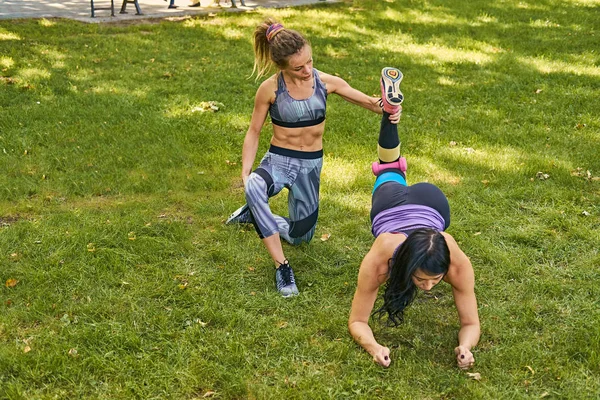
[275,260,299,297]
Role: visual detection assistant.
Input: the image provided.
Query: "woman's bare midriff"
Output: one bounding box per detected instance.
[270,122,325,152]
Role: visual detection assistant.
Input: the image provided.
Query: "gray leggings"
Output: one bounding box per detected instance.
[245,145,322,245]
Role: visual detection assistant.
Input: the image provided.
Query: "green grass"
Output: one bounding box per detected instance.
[1,0,599,398]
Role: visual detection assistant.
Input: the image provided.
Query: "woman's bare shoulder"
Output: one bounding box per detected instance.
[367,234,405,271]
[442,232,474,286]
[256,74,279,102]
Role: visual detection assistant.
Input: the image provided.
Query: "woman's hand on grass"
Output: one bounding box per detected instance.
[454,345,475,370]
[372,345,391,368]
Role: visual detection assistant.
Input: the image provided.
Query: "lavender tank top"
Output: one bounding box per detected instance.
[371,204,446,238]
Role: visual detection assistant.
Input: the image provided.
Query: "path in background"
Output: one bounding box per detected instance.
[0,0,335,23]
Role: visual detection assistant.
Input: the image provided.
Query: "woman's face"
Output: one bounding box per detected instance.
[284,45,313,81]
[411,268,444,291]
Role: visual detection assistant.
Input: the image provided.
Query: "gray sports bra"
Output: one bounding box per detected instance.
[269,69,327,128]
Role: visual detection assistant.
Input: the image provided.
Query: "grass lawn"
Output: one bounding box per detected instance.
[1,0,599,398]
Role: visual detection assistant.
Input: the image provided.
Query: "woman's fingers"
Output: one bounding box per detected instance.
[373,347,391,368]
[455,346,475,369]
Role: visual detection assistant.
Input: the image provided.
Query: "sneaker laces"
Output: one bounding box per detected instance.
[277,260,295,287]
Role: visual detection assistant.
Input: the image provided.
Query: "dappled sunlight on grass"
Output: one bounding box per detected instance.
[437,76,460,86]
[518,55,600,78]
[322,156,363,188]
[529,18,562,28]
[89,81,148,98]
[322,44,350,60]
[443,144,524,173]
[457,38,506,54]
[38,47,67,69]
[0,56,15,69]
[413,156,463,186]
[391,8,460,26]
[221,27,246,40]
[475,13,499,24]
[323,191,371,215]
[376,41,494,66]
[16,67,51,81]
[38,18,56,27]
[300,9,360,29]
[0,30,21,41]
[514,1,551,10]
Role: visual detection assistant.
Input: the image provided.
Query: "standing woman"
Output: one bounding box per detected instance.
[348,68,480,368]
[226,18,400,297]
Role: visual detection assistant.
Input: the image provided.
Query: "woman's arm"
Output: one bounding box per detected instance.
[443,233,481,369]
[320,73,401,123]
[348,236,393,367]
[241,80,273,184]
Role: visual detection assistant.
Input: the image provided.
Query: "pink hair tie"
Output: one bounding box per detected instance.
[266,23,284,43]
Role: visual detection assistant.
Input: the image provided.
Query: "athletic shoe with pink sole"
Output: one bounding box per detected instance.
[380,67,404,113]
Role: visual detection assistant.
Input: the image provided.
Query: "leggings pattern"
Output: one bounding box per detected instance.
[245,151,322,245]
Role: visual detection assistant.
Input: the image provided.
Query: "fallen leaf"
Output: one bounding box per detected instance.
[87,243,96,252]
[247,267,255,272]
[582,211,590,216]
[481,180,489,185]
[473,232,482,236]
[467,372,481,381]
[536,172,550,180]
[278,321,288,329]
[320,233,331,241]
[128,232,136,241]
[23,346,31,353]
[203,391,216,398]
[5,278,18,288]
[68,348,78,357]
[191,101,225,113]
[535,89,543,94]
[525,365,535,375]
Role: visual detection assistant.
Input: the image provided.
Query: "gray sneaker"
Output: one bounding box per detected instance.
[275,260,299,297]
[225,204,252,224]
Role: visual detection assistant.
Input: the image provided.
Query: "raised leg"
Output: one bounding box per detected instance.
[372,67,407,176]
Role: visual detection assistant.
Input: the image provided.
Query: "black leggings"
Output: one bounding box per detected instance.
[370,181,450,231]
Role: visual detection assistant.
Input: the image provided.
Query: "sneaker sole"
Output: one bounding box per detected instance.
[225,204,249,224]
[381,67,404,106]
[280,287,299,297]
